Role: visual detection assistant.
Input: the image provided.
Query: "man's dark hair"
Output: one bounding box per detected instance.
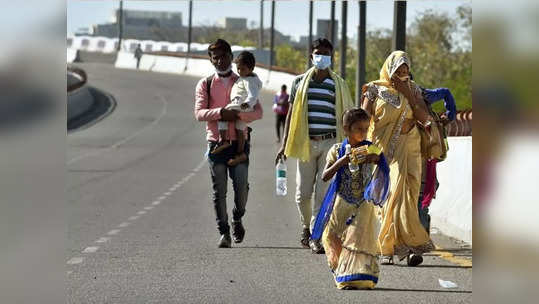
[310,38,334,53]
[343,107,370,127]
[281,84,287,91]
[234,51,256,69]
[208,39,232,56]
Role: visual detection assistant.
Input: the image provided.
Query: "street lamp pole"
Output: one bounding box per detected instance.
[117,0,123,51]
[356,1,366,105]
[269,0,275,67]
[339,0,347,79]
[259,0,264,50]
[307,0,313,69]
[392,1,406,51]
[187,0,192,54]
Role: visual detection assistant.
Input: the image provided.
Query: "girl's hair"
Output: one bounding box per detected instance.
[234,51,256,69]
[342,107,370,127]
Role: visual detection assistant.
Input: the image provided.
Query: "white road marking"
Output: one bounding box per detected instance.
[82,246,99,253]
[95,237,111,243]
[67,271,73,275]
[68,159,207,268]
[68,95,169,165]
[67,257,84,265]
[164,192,172,196]
[107,229,121,235]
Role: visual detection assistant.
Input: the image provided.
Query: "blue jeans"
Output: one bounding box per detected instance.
[207,141,250,235]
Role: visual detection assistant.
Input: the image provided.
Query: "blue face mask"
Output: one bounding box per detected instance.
[312,54,331,70]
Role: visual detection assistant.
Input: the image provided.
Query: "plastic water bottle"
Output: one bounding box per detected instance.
[346,144,359,173]
[276,158,287,196]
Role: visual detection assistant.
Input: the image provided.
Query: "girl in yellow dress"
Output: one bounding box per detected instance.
[312,108,390,289]
[361,51,435,266]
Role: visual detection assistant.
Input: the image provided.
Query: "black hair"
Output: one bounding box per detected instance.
[234,51,256,69]
[281,84,287,91]
[208,39,232,56]
[342,107,370,128]
[310,38,334,53]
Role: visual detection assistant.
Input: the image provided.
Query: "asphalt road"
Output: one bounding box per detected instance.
[67,63,472,303]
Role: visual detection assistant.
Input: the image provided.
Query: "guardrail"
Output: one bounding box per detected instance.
[446,110,472,137]
[148,51,300,75]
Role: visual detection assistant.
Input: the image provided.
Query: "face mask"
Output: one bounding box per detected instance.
[311,54,331,70]
[215,65,232,76]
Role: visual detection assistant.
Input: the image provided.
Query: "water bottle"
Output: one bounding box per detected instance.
[276,158,287,196]
[346,144,359,173]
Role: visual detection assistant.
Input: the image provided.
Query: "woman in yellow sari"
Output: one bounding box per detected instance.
[361,51,435,266]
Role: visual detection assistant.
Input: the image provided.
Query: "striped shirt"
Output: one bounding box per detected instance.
[289,75,336,136]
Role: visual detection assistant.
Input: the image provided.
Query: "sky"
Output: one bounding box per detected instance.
[67,0,470,41]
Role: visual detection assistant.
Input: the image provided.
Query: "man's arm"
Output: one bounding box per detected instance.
[194,78,238,122]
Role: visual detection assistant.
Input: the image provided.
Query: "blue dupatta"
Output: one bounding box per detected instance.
[311,138,390,241]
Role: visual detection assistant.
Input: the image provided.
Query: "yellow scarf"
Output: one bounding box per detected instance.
[285,67,355,162]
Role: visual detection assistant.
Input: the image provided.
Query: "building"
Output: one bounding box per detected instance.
[93,9,184,42]
[316,19,338,41]
[217,17,247,30]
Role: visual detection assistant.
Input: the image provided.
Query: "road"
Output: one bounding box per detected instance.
[67,63,472,303]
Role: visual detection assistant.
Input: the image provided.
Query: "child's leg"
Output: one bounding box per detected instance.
[235,120,247,154]
[212,121,231,154]
[227,121,248,166]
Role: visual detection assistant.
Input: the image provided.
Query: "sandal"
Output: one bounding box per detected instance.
[407,253,424,267]
[380,255,394,265]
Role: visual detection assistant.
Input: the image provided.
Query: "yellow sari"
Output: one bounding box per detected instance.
[363,51,434,258]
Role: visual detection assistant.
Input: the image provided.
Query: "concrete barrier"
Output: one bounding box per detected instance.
[429,136,472,244]
[114,51,296,93]
[67,48,78,63]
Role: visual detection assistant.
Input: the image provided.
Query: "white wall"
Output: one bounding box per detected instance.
[67,48,78,63]
[429,137,472,244]
[114,51,297,93]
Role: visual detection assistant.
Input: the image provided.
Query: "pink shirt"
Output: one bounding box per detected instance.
[194,73,263,141]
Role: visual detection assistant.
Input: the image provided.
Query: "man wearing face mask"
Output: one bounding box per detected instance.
[194,39,263,248]
[275,38,355,254]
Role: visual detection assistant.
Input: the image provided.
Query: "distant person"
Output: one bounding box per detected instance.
[275,38,355,254]
[211,51,262,166]
[194,39,263,248]
[134,44,143,69]
[273,84,289,143]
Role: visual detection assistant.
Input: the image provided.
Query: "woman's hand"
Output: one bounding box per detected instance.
[391,76,411,97]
